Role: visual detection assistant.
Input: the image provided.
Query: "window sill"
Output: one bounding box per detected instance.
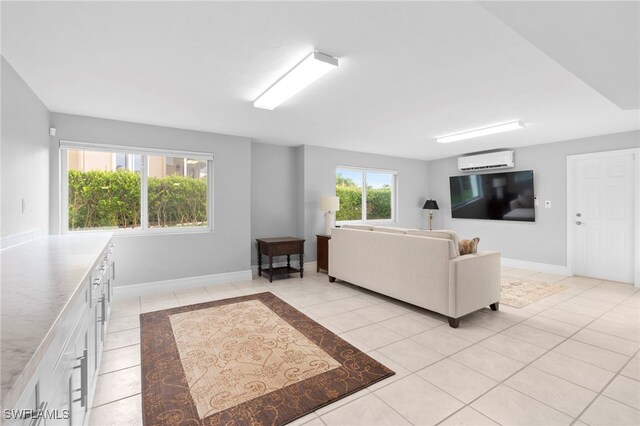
[67,227,213,237]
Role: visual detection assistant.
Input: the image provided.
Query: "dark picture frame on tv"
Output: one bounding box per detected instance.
[449,170,535,222]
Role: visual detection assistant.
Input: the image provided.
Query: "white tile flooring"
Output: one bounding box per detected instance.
[89,268,640,425]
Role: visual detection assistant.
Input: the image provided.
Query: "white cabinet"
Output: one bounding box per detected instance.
[88,243,113,403]
[48,313,87,426]
[4,240,114,426]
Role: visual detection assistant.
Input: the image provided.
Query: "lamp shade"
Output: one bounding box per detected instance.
[423,199,439,210]
[320,196,340,212]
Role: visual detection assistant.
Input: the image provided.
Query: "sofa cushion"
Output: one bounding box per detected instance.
[341,224,373,231]
[406,233,458,259]
[407,230,460,257]
[372,226,407,235]
[459,237,480,255]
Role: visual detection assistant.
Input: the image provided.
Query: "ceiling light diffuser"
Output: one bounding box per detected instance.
[254,51,339,110]
[436,121,526,143]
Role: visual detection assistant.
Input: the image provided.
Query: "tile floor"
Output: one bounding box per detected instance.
[89,268,640,425]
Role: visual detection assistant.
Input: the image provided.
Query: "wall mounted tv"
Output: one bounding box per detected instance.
[449,170,535,222]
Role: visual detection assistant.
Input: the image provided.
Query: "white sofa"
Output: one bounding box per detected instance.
[328,225,501,327]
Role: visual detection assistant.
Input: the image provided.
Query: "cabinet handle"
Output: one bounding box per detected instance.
[111,261,116,280]
[97,296,106,325]
[101,295,106,324]
[107,274,112,303]
[72,349,88,407]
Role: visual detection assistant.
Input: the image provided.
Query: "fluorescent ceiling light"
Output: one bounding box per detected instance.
[254,51,339,110]
[436,121,526,143]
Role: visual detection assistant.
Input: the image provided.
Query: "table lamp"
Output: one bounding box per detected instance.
[423,199,439,230]
[320,196,340,235]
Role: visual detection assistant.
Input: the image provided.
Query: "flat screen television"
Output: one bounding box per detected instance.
[449,170,535,222]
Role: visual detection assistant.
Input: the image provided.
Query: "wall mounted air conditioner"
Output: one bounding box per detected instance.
[458,150,515,171]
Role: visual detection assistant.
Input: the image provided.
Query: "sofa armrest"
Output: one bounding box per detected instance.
[448,251,501,318]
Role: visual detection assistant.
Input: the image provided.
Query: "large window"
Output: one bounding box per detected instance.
[63,142,213,233]
[335,167,396,222]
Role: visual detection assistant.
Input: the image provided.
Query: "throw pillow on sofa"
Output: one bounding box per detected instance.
[459,237,480,255]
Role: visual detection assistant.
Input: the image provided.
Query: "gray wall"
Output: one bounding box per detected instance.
[295,146,305,240]
[427,130,640,266]
[250,142,300,264]
[50,113,252,286]
[1,57,51,239]
[303,145,430,261]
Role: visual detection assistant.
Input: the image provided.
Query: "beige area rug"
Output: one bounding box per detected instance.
[141,292,394,425]
[501,276,566,308]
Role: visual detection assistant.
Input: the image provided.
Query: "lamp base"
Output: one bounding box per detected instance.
[324,211,336,235]
[429,211,434,231]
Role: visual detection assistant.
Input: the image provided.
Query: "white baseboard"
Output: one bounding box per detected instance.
[1,229,46,250]
[113,269,253,299]
[502,257,570,276]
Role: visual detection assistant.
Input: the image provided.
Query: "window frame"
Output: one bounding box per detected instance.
[335,165,398,224]
[60,140,214,235]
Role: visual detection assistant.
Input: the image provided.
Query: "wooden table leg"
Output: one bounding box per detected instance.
[299,251,304,278]
[257,246,262,276]
[269,256,273,283]
[287,254,291,269]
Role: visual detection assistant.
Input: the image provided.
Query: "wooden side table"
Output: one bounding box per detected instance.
[316,234,331,273]
[256,237,305,282]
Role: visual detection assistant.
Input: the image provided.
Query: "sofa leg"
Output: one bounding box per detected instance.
[490,302,499,311]
[448,317,460,328]
[328,276,336,283]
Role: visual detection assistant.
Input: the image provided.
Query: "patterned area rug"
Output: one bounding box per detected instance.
[501,276,566,308]
[141,292,394,425]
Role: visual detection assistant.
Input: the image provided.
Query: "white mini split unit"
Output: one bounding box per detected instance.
[458,150,515,172]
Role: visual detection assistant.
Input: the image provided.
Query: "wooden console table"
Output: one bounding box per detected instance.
[316,234,331,273]
[256,237,305,282]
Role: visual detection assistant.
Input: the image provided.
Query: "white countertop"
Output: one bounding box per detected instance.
[1,233,113,408]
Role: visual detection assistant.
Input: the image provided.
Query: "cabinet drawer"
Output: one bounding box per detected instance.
[49,286,88,371]
[49,327,87,425]
[267,242,303,256]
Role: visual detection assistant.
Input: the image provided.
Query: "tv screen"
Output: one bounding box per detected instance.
[449,170,535,222]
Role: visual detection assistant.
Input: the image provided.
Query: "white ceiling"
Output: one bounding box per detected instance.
[480,1,640,111]
[2,1,639,160]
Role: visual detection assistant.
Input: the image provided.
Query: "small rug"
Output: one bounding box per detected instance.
[141,292,394,425]
[501,276,566,308]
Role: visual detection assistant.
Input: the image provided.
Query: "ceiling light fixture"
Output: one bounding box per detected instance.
[436,121,526,143]
[253,51,339,110]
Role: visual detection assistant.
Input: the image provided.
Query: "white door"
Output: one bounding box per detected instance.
[572,152,636,283]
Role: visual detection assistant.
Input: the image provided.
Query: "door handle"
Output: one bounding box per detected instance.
[575,221,584,225]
